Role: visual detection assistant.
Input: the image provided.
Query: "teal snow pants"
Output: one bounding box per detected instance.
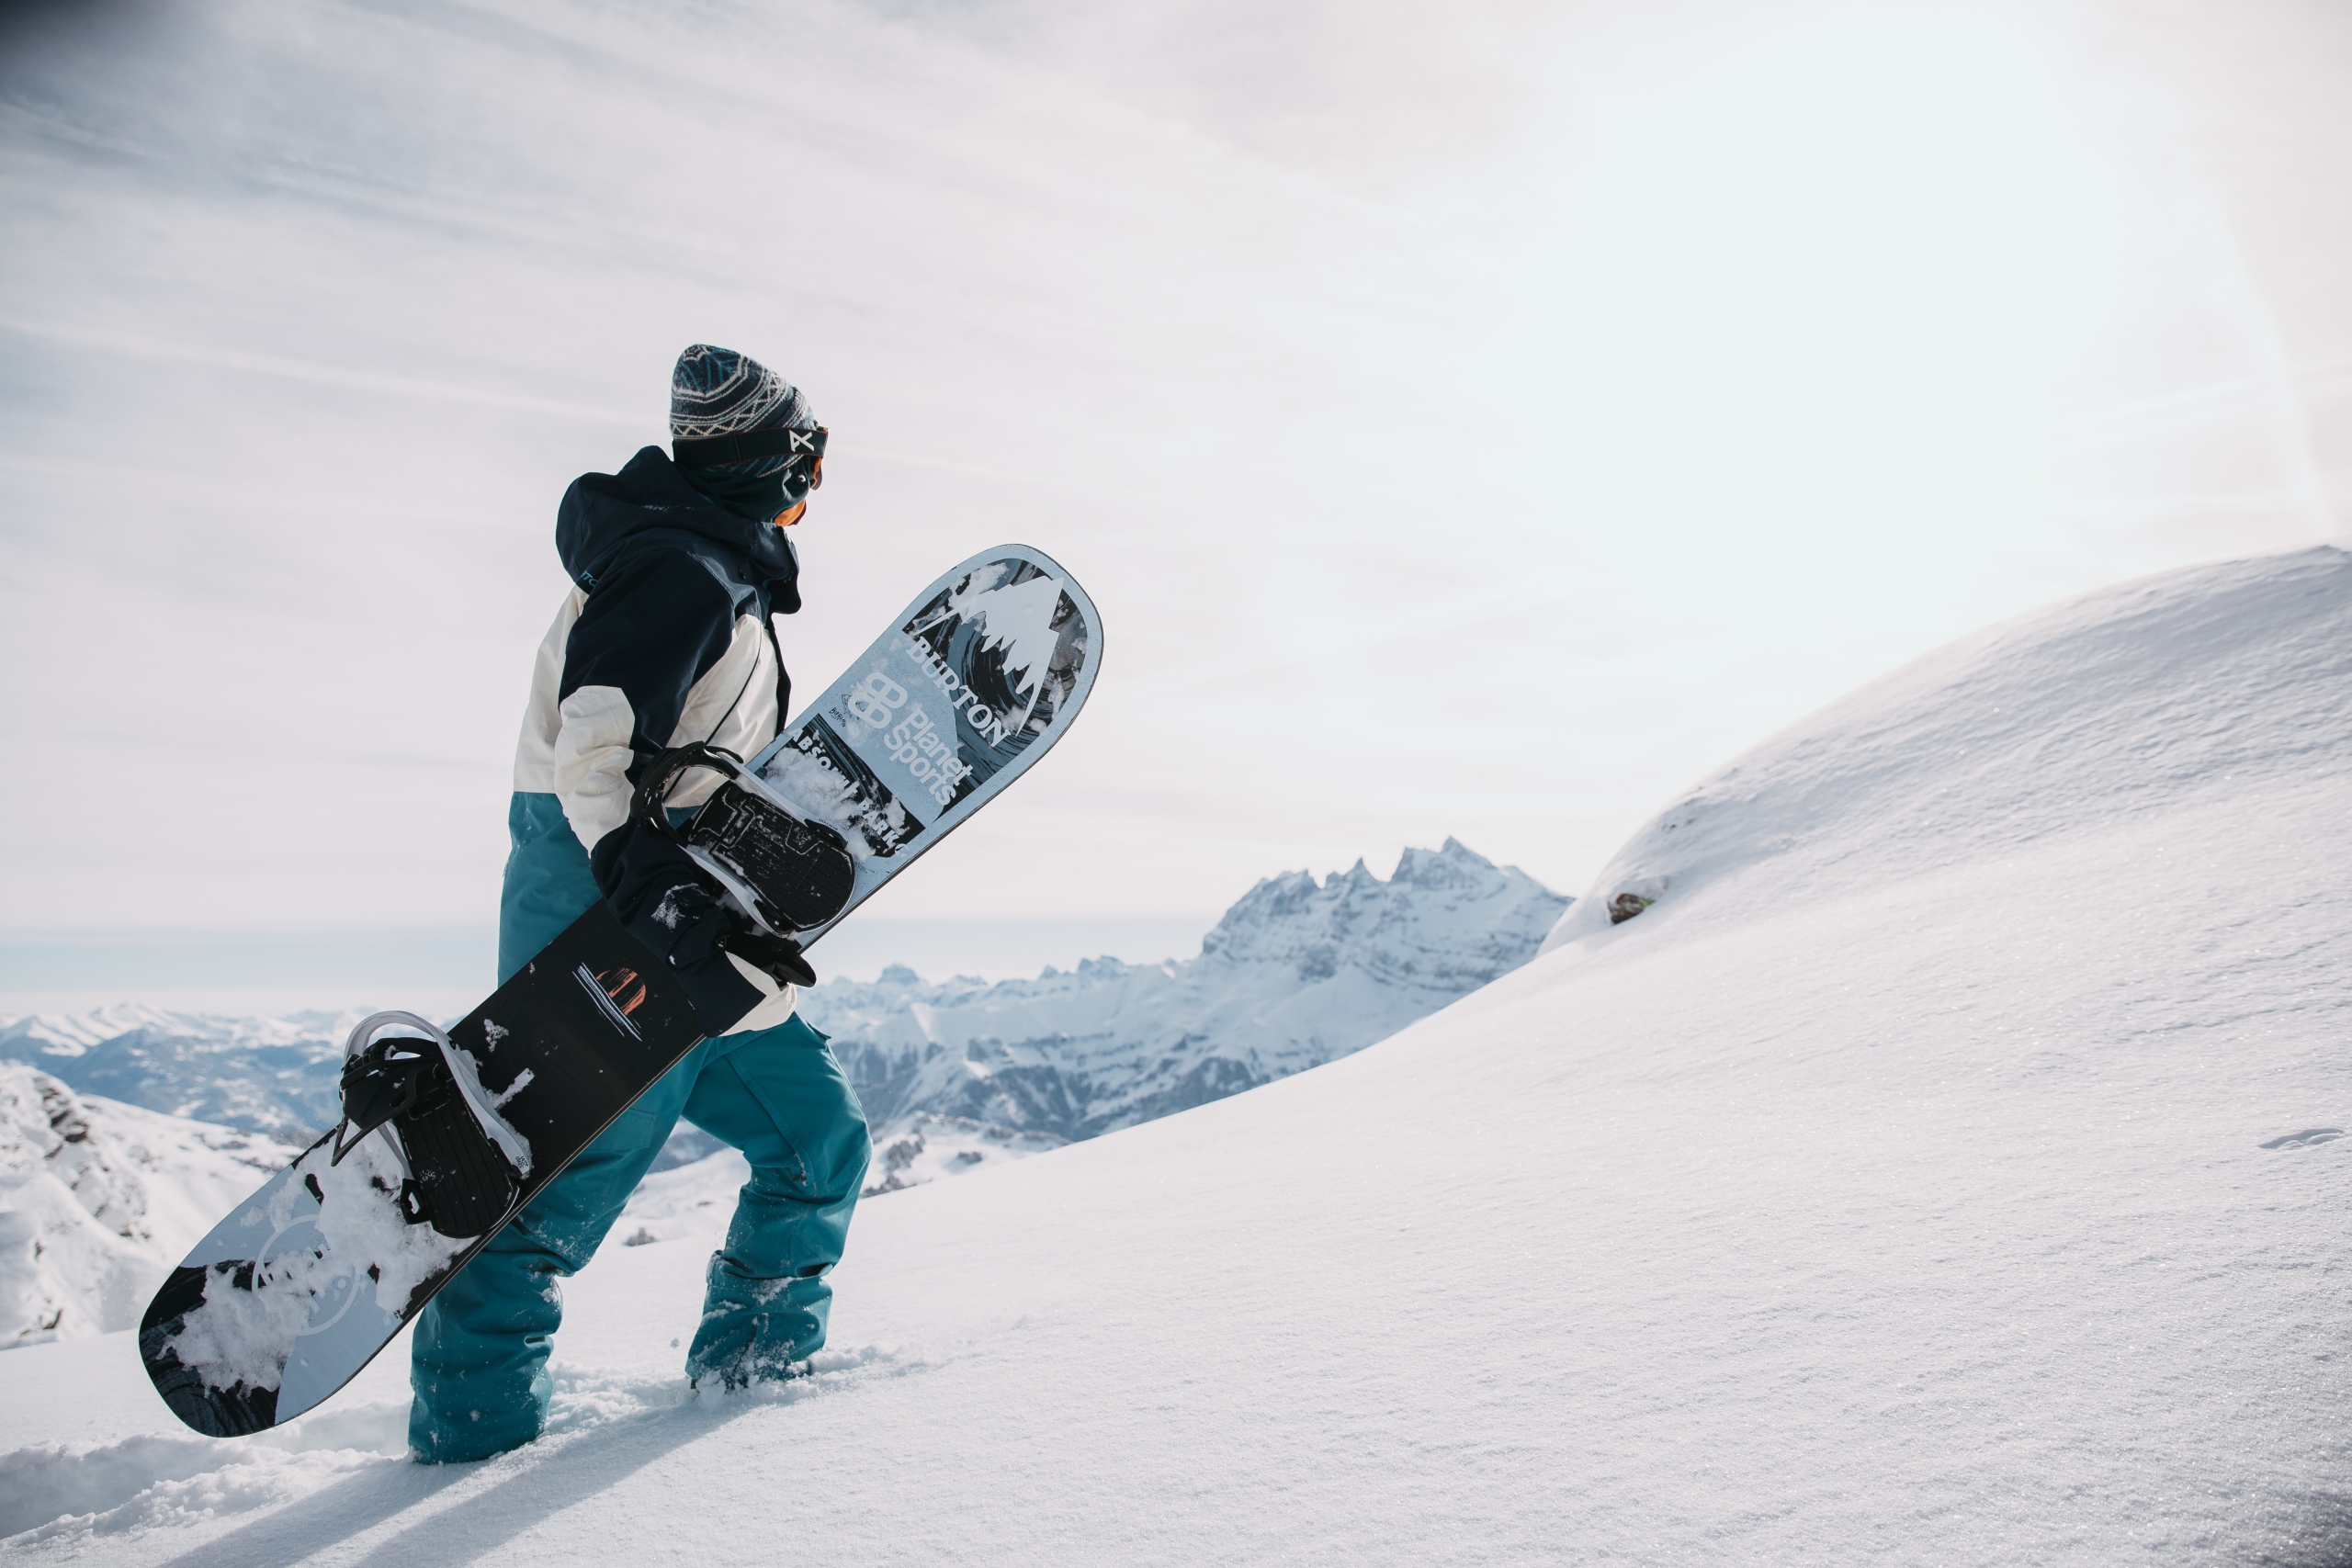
[408,792,871,1464]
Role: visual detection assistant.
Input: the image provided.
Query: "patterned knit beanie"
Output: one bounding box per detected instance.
[668,344,825,507]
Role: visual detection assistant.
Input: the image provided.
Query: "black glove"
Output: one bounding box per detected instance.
[716,926,818,989]
[594,819,764,1034]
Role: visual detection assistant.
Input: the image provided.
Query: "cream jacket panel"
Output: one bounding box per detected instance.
[662,615,781,811]
[721,956,798,1034]
[514,590,783,853]
[551,685,639,851]
[511,589,588,795]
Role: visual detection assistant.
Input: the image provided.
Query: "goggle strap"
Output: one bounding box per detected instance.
[672,424,828,470]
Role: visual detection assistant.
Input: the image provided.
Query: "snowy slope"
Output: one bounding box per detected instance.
[805,838,1567,1139]
[1,547,2346,1564]
[1539,544,2352,959]
[0,1066,290,1347]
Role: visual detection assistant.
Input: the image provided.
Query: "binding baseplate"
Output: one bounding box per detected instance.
[631,742,856,935]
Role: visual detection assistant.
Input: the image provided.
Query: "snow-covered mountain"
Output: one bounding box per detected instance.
[805,838,1567,1142]
[0,1065,291,1348]
[608,844,1561,1235]
[0,1008,357,1136]
[611,1112,1073,1249]
[0,840,1562,1311]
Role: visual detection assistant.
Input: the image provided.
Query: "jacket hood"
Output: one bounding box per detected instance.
[555,446,802,609]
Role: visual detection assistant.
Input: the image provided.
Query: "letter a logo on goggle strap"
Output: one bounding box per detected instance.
[673,425,830,471]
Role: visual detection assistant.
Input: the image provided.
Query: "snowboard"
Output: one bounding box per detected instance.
[141,544,1101,1437]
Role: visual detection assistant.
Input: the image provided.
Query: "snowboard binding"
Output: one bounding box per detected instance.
[332,1035,436,1165]
[632,742,856,936]
[332,1013,526,1239]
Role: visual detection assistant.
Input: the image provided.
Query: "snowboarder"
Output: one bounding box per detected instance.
[407,344,872,1463]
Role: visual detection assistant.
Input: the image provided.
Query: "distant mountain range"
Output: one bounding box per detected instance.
[0,1008,352,1136]
[0,840,1567,1273]
[813,838,1568,1142]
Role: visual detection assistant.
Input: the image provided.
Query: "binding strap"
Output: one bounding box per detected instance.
[630,742,745,840]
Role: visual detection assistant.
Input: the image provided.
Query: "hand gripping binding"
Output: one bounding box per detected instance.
[630,742,856,935]
[716,924,818,990]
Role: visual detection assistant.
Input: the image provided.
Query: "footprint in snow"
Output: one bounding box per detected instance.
[2260,1129,2344,1151]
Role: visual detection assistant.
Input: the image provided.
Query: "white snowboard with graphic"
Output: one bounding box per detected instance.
[751,544,1100,935]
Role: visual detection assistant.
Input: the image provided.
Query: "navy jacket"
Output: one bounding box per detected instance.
[511,446,802,1031]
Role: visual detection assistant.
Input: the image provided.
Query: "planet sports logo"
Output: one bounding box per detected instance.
[847,670,976,807]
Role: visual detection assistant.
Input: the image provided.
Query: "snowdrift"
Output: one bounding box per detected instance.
[2,547,2346,1565]
[1544,544,2351,954]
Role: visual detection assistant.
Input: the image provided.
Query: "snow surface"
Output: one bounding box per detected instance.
[2,547,2348,1562]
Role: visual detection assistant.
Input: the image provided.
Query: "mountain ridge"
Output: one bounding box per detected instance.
[808,836,1567,1142]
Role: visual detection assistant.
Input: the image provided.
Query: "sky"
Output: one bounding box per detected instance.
[1,0,2347,948]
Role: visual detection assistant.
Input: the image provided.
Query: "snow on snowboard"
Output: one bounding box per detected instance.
[140,546,1101,1437]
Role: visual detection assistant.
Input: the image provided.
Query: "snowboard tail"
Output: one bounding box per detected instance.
[141,1263,280,1437]
[138,904,703,1436]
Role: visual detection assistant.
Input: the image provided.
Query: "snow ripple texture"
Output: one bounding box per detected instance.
[0,1346,921,1547]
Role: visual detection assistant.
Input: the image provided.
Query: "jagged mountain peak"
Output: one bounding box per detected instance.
[808,841,1570,1146]
[1199,839,1563,984]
